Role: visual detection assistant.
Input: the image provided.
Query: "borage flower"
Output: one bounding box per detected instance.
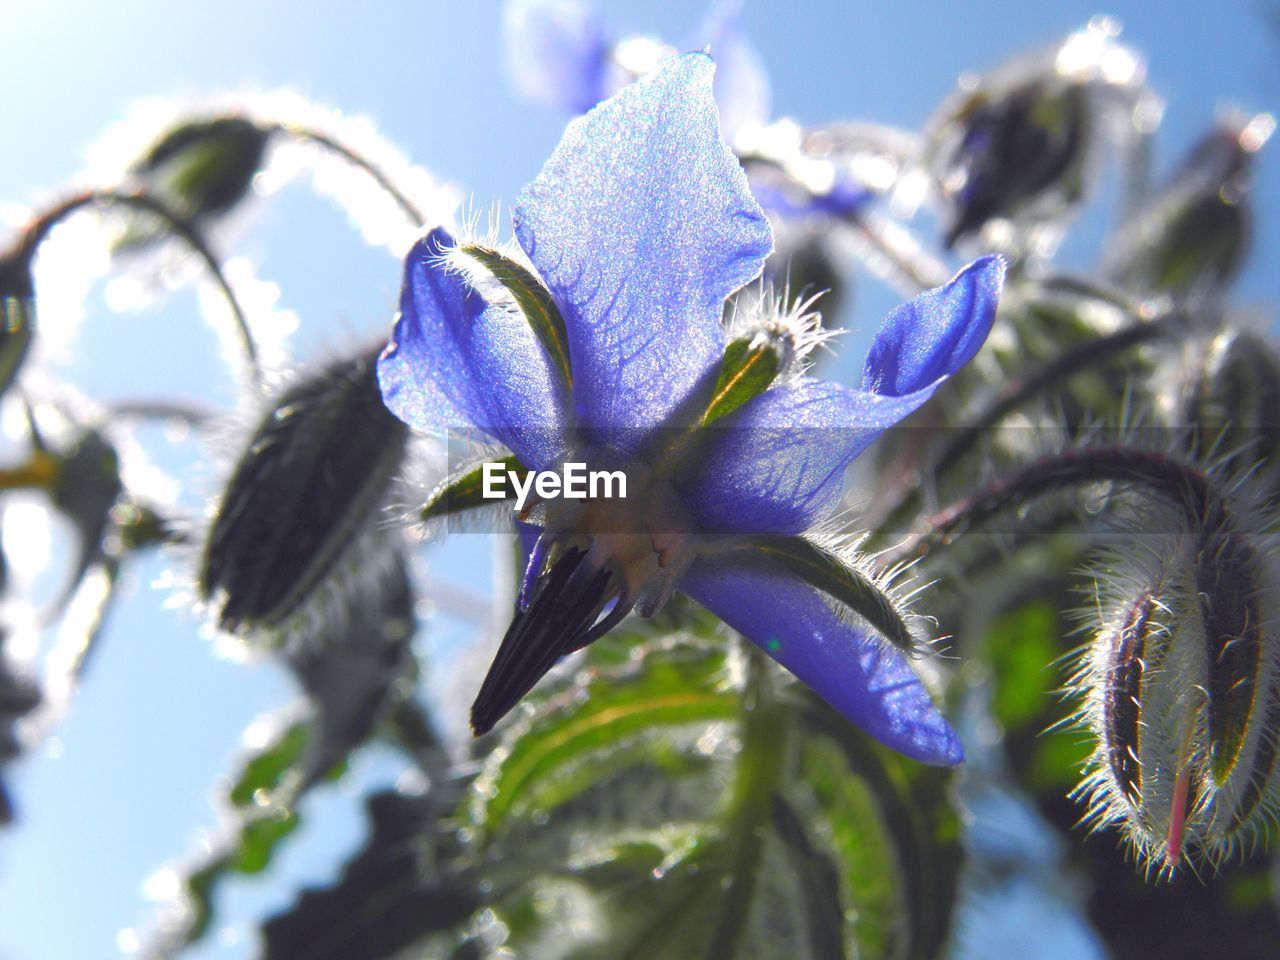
[378,55,1003,764]
[504,0,769,143]
[504,0,869,222]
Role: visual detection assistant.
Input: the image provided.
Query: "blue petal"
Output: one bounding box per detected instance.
[681,380,925,534]
[688,0,771,142]
[517,522,548,610]
[681,257,1003,534]
[376,228,566,470]
[863,255,1005,396]
[513,53,773,457]
[680,550,963,764]
[504,0,611,114]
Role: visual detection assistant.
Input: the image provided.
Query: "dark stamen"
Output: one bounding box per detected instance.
[470,545,618,735]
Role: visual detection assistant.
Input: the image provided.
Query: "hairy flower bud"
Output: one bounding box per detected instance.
[932,80,1089,249]
[1108,114,1273,301]
[199,346,409,640]
[285,551,416,787]
[1071,500,1280,873]
[123,115,272,245]
[926,19,1146,249]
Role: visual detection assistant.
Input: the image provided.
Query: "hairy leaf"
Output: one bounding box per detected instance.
[262,790,478,960]
[458,627,964,959]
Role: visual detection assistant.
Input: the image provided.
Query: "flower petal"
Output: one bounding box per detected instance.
[688,0,771,142]
[863,255,1005,396]
[503,0,611,114]
[681,257,1004,534]
[680,550,963,764]
[377,228,566,469]
[513,53,773,456]
[681,380,923,534]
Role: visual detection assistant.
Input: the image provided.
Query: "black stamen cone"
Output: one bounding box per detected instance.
[471,545,616,736]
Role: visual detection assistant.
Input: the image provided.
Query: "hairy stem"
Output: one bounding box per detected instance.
[14,188,261,383]
[844,210,949,294]
[882,444,1232,567]
[279,122,428,229]
[932,316,1175,474]
[874,311,1175,539]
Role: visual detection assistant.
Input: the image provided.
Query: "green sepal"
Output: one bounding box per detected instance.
[748,535,917,653]
[459,243,573,388]
[703,336,782,425]
[419,453,529,522]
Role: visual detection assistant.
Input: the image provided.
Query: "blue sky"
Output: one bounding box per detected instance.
[0,2,1276,957]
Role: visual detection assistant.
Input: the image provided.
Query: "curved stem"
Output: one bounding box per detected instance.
[842,210,950,294]
[15,188,261,383]
[109,397,216,424]
[802,121,924,166]
[881,444,1229,568]
[932,316,1176,475]
[278,122,428,229]
[0,448,60,492]
[873,310,1176,540]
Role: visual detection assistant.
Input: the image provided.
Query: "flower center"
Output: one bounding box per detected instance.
[470,458,703,735]
[536,457,700,618]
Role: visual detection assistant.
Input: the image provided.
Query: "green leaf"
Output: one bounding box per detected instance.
[147,715,314,951]
[420,453,528,522]
[228,720,310,808]
[798,697,964,960]
[459,243,572,387]
[749,536,917,653]
[459,630,964,959]
[174,808,302,946]
[262,790,479,960]
[702,337,782,425]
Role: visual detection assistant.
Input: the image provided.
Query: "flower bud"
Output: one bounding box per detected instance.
[285,551,416,787]
[1183,329,1280,494]
[0,253,34,401]
[926,19,1145,249]
[1108,114,1273,301]
[932,80,1089,249]
[1072,509,1280,872]
[124,115,272,245]
[47,427,125,601]
[199,346,409,639]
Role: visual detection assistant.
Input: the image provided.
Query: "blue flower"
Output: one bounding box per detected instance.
[504,0,769,143]
[378,55,1003,764]
[502,0,868,218]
